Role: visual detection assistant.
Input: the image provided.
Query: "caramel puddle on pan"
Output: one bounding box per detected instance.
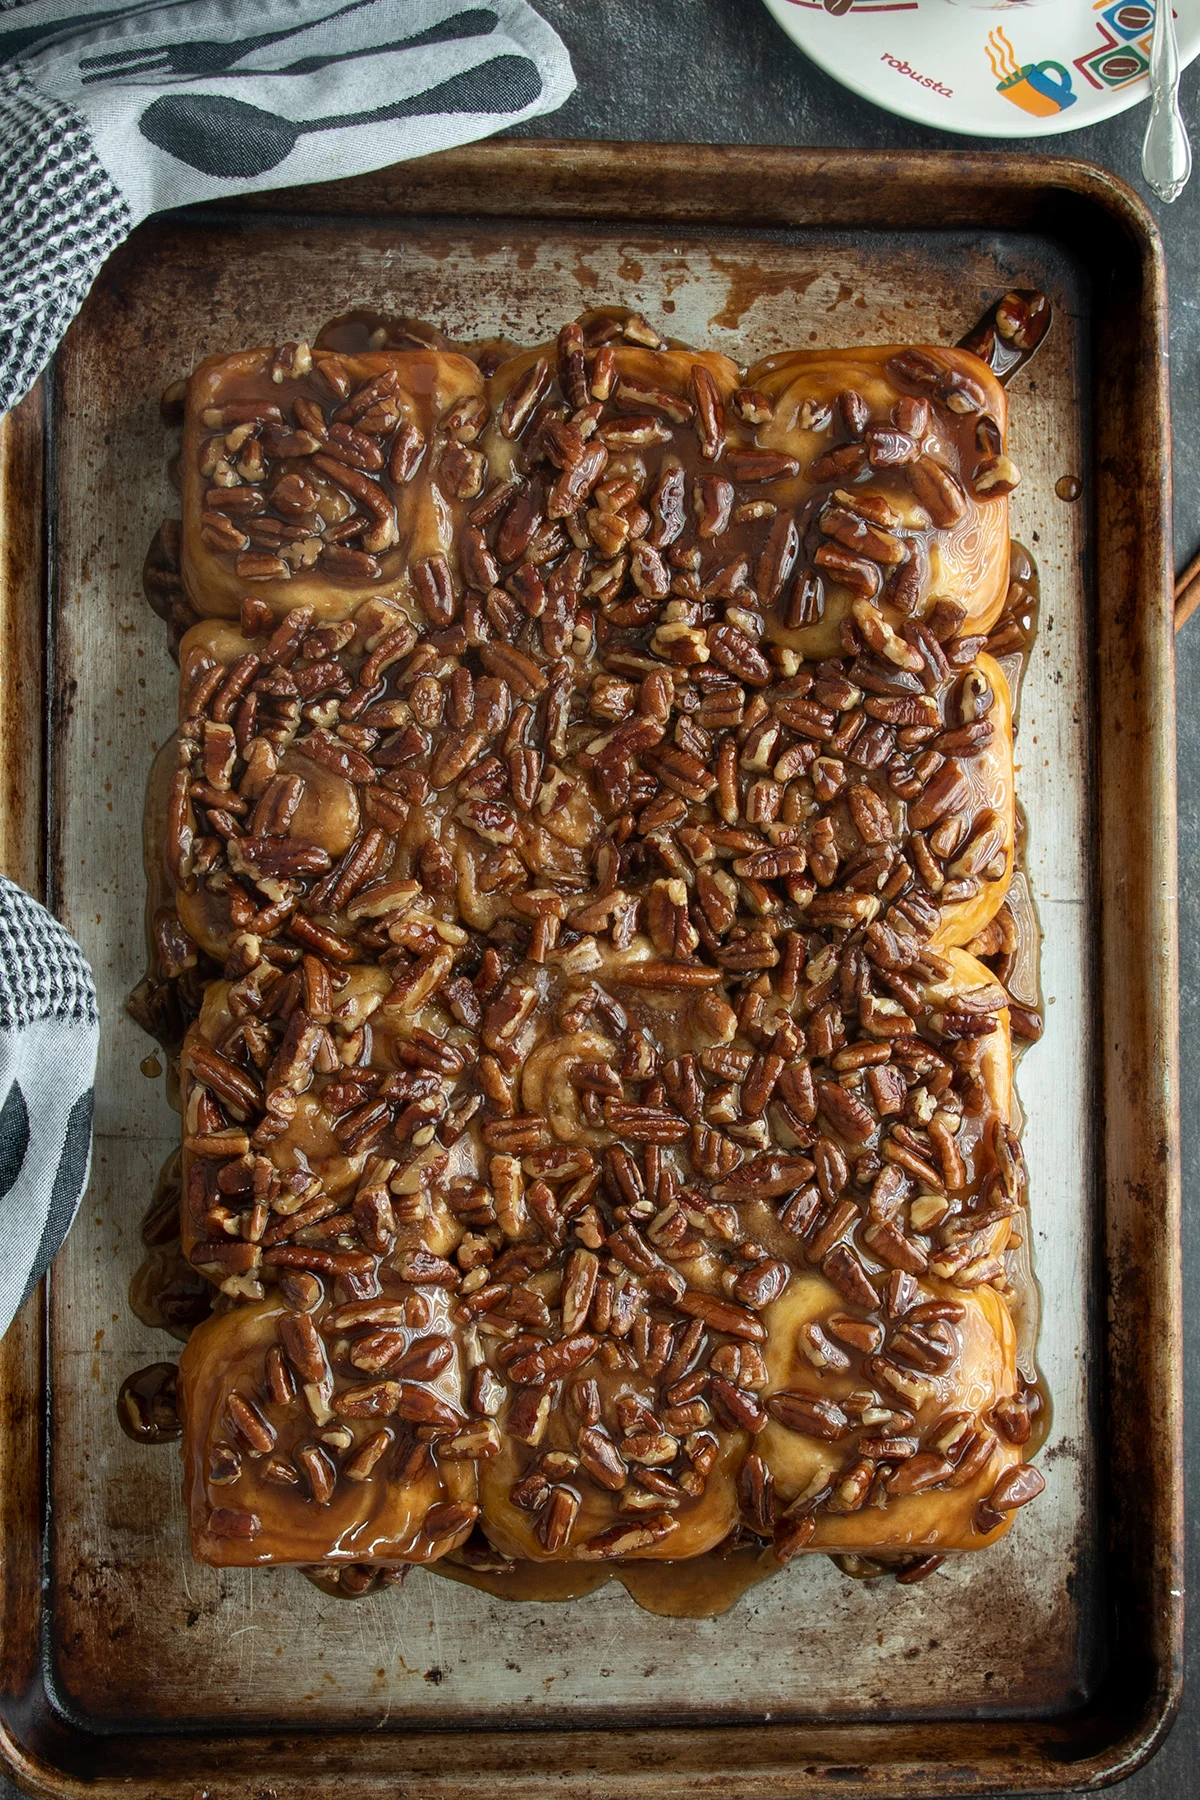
[430,1540,777,1618]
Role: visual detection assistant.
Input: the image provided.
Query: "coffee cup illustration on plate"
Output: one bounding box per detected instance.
[986,25,1077,115]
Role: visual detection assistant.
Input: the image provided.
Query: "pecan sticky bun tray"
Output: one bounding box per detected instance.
[142,307,1044,1590]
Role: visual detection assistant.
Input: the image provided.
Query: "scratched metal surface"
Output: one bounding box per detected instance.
[44,214,1095,1729]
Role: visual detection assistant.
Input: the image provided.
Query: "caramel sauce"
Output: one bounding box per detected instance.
[959,544,1048,1447]
[314,311,517,378]
[433,1555,612,1606]
[430,1541,777,1617]
[993,543,1038,717]
[298,1549,781,1618]
[118,1361,182,1443]
[315,310,450,356]
[300,1562,411,1600]
[130,1150,213,1341]
[614,1543,777,1617]
[958,290,1051,385]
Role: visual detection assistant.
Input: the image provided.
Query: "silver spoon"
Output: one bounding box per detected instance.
[1142,1,1192,204]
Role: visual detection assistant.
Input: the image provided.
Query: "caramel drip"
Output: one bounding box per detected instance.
[118,1361,182,1443]
[958,291,1051,385]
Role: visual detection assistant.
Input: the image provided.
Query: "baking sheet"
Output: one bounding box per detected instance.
[46,213,1097,1730]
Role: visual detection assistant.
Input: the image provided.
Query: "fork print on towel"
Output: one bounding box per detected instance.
[70,1,536,176]
[78,3,497,83]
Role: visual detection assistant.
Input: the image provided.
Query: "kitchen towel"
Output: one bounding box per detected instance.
[0,0,575,411]
[0,876,98,1339]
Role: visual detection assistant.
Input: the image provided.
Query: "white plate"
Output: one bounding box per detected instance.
[761,0,1200,137]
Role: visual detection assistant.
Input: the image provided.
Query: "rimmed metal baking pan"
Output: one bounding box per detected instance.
[0,141,1180,1798]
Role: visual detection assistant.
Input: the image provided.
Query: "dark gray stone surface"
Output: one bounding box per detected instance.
[4,3,1194,1791]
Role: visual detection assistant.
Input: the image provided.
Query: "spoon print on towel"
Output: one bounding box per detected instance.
[138,52,542,176]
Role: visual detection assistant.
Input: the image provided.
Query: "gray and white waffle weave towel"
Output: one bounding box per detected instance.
[0,0,575,411]
[0,877,98,1338]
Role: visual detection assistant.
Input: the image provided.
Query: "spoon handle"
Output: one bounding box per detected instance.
[1142,2,1192,204]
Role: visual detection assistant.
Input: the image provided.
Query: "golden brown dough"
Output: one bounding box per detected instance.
[756,1272,1022,1554]
[477,1353,746,1563]
[482,333,742,491]
[743,345,1014,659]
[179,1292,477,1567]
[181,345,486,621]
[178,958,477,1293]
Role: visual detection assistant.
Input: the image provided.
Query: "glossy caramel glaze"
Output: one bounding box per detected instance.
[136,307,1044,1591]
